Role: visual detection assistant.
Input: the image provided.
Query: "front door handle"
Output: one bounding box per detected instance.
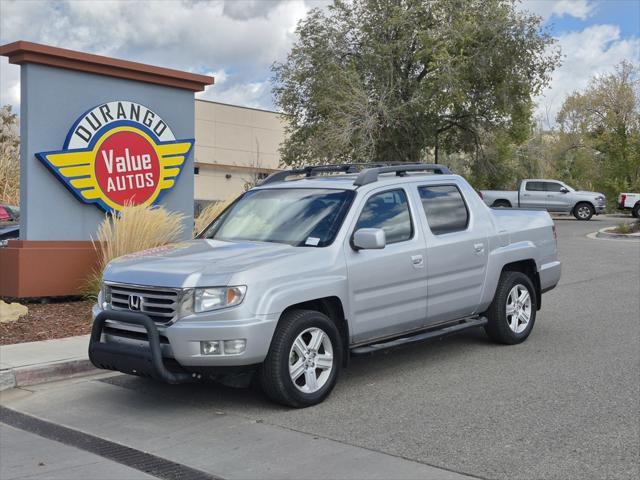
[411,254,424,268]
[474,243,485,254]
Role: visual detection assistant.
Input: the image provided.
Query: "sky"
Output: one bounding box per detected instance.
[0,0,638,125]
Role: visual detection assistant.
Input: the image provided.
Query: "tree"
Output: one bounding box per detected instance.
[556,61,640,201]
[273,0,560,167]
[0,105,20,205]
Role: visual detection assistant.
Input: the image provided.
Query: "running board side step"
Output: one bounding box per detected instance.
[350,317,488,356]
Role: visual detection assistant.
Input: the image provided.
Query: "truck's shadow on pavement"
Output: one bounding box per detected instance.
[99,327,491,412]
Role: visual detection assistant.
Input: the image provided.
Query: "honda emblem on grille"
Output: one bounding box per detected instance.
[128,295,142,311]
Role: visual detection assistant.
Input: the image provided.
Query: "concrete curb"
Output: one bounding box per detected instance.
[0,358,99,392]
[593,226,640,241]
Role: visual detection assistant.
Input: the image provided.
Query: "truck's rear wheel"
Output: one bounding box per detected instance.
[573,202,594,220]
[493,200,512,208]
[485,271,537,345]
[260,309,341,408]
[632,203,640,218]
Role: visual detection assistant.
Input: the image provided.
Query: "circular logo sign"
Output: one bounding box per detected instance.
[94,129,161,206]
[36,101,194,213]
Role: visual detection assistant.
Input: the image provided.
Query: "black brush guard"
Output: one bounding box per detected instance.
[89,310,193,384]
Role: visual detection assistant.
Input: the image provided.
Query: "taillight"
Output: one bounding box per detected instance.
[552,224,558,248]
[621,194,626,205]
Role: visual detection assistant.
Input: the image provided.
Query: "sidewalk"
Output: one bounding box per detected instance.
[0,335,97,391]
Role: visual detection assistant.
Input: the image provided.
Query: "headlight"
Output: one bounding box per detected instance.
[596,196,605,203]
[194,286,247,313]
[97,284,111,310]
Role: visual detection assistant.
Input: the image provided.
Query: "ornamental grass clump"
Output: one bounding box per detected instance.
[84,204,185,297]
[0,105,20,205]
[612,221,640,234]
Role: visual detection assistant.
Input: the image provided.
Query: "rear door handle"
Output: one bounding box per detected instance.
[411,254,424,268]
[474,243,485,254]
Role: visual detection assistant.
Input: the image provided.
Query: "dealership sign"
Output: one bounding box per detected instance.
[36,101,194,213]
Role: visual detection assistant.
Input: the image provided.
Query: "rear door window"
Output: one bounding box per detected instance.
[525,182,545,191]
[418,185,469,235]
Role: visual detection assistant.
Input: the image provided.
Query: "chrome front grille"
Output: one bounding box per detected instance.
[106,283,182,324]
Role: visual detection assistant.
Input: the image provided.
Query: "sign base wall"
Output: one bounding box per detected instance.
[0,241,99,298]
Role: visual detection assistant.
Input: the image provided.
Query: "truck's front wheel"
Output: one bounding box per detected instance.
[485,271,537,345]
[632,202,640,218]
[573,202,594,220]
[260,309,342,408]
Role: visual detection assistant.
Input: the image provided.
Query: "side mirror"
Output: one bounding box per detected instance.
[353,228,386,250]
[560,187,569,194]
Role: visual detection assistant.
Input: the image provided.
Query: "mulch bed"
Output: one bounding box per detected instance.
[0,299,94,346]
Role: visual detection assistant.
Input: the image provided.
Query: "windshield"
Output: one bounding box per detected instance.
[201,188,355,247]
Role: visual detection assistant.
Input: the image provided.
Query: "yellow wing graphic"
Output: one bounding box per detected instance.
[37,149,102,201]
[156,141,192,190]
[36,126,194,213]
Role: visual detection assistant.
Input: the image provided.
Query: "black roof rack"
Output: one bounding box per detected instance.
[260,164,358,185]
[353,164,451,186]
[259,162,451,186]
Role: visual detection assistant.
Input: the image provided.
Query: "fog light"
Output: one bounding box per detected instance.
[200,341,221,355]
[224,339,246,355]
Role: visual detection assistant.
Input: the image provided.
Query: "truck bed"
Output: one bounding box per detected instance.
[481,190,519,207]
[489,207,557,266]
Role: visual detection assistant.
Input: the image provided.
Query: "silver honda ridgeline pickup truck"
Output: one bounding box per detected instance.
[90,164,561,407]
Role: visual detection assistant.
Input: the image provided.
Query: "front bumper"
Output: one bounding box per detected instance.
[595,204,606,214]
[89,310,194,383]
[91,305,279,372]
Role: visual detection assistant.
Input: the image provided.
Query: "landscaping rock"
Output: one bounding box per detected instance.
[0,301,29,323]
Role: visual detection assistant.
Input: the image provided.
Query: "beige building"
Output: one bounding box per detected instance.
[194,99,286,210]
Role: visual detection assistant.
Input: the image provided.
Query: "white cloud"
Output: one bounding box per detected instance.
[551,0,595,20]
[222,0,284,20]
[1,0,637,128]
[195,68,273,110]
[520,0,595,20]
[0,58,20,108]
[198,78,272,110]
[0,0,316,111]
[535,24,640,125]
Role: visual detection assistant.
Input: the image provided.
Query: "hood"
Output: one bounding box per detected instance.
[574,190,605,198]
[103,239,307,288]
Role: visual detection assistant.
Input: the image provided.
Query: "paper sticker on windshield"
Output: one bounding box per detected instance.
[305,237,320,246]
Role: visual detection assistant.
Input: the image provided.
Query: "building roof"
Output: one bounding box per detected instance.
[195,98,283,115]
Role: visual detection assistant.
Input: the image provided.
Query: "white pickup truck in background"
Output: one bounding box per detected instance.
[481,179,606,221]
[617,193,640,218]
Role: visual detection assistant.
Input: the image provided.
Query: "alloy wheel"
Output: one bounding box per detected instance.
[288,327,334,393]
[577,205,591,219]
[506,284,532,334]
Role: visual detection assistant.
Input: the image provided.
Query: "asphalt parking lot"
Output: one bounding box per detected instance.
[1,214,639,480]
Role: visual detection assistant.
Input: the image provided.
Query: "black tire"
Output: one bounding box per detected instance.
[493,200,512,208]
[484,271,537,345]
[260,309,342,408]
[632,202,640,218]
[573,202,594,220]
